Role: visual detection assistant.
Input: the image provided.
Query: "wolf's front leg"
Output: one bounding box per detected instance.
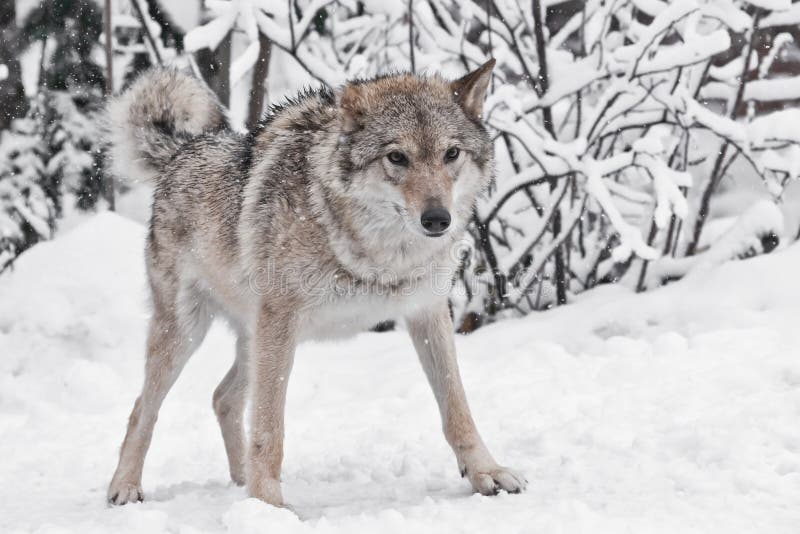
[406,301,526,495]
[246,300,298,507]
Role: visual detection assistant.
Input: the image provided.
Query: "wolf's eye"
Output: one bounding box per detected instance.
[444,147,460,162]
[387,151,408,166]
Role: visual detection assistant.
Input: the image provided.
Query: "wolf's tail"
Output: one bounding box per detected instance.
[107,68,229,183]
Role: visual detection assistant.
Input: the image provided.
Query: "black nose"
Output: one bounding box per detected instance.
[420,207,451,235]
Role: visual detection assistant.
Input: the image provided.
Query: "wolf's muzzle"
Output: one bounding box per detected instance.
[421,207,451,237]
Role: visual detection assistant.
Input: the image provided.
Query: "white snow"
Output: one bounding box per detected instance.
[2,213,800,533]
[184,6,238,53]
[642,199,785,286]
[762,2,800,26]
[708,76,800,104]
[745,0,790,11]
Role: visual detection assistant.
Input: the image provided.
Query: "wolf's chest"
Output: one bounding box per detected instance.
[298,275,444,341]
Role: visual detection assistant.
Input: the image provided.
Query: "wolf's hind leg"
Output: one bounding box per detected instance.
[108,284,213,505]
[213,334,249,486]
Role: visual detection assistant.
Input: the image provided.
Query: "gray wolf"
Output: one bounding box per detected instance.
[106,59,525,507]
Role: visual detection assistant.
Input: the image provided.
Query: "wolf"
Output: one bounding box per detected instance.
[106,59,525,507]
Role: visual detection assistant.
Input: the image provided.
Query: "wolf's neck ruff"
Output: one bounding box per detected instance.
[309,170,464,283]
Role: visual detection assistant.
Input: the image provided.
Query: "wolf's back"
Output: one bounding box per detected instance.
[108,69,228,183]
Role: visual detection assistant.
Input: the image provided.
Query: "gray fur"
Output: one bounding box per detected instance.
[108,68,229,183]
[107,60,524,507]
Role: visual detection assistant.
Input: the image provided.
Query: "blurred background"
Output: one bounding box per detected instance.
[1,0,800,330]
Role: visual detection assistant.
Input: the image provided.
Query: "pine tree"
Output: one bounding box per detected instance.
[0,113,54,272]
[16,0,111,212]
[37,91,105,212]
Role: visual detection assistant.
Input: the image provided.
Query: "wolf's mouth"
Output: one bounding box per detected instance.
[423,230,448,238]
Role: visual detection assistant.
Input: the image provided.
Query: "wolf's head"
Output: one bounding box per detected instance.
[331,60,495,241]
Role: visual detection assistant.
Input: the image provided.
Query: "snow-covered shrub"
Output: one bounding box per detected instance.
[176,1,800,328]
[0,88,109,271]
[437,0,800,326]
[0,116,54,272]
[641,199,783,287]
[36,91,106,212]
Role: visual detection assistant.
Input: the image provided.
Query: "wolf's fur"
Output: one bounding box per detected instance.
[107,61,525,507]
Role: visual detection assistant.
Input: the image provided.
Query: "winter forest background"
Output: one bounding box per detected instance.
[2,0,800,331]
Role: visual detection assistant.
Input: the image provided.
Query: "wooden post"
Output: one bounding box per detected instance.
[104,0,113,96]
[104,0,116,211]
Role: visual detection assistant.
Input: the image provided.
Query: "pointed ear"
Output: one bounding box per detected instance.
[450,58,495,120]
[339,84,366,133]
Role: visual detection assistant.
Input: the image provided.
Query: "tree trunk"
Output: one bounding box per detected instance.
[246,33,271,130]
[104,0,114,96]
[0,1,26,130]
[686,11,762,256]
[196,30,231,107]
[532,0,568,306]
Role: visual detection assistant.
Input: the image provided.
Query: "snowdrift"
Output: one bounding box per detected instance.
[1,213,800,533]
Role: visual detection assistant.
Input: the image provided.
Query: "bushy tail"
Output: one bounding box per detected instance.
[107,68,228,183]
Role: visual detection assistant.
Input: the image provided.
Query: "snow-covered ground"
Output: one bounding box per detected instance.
[1,212,799,533]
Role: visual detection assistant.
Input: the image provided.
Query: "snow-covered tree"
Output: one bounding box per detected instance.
[0,85,112,271]
[416,0,800,326]
[0,114,54,272]
[36,91,106,211]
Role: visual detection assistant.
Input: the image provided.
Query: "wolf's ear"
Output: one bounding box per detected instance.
[339,84,366,133]
[451,58,495,120]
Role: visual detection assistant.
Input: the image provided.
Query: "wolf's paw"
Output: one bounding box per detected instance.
[247,477,285,507]
[462,464,526,495]
[107,480,143,505]
[231,470,246,487]
[229,463,246,487]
